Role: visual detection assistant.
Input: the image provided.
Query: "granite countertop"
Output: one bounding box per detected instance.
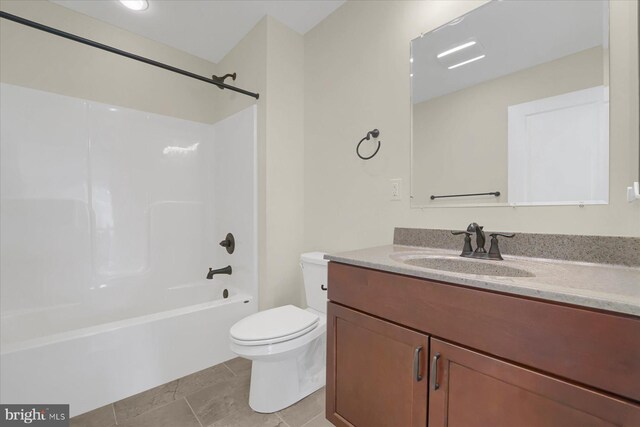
[325,245,640,317]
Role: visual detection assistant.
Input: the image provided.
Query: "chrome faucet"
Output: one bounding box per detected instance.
[207,265,232,279]
[452,223,515,260]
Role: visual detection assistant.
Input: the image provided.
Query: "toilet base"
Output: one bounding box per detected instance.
[248,334,326,413]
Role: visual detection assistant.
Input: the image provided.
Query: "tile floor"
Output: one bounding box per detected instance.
[70,357,332,427]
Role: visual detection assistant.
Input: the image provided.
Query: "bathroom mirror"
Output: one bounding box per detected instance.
[410,0,610,207]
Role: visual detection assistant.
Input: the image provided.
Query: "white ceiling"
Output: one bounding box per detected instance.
[50,0,345,63]
[411,0,608,104]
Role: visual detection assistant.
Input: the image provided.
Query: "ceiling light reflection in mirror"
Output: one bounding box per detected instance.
[410,0,609,208]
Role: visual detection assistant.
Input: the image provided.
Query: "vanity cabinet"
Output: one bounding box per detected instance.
[429,339,638,427]
[327,303,428,427]
[326,262,640,427]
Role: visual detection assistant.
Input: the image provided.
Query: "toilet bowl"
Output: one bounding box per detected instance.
[229,252,328,413]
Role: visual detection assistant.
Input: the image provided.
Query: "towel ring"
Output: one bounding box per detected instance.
[357,129,381,160]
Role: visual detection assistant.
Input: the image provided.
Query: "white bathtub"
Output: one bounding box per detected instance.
[0,281,257,417]
[0,88,259,417]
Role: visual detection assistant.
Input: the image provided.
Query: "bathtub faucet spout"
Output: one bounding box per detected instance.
[207,265,232,279]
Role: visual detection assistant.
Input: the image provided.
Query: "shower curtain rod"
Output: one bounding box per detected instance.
[0,11,260,100]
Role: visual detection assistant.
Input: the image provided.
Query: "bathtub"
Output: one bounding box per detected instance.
[0,281,257,417]
[0,88,259,417]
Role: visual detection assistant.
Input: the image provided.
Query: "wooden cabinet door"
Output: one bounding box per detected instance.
[326,302,428,427]
[429,338,640,427]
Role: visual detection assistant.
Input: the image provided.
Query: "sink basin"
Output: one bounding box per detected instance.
[399,256,535,278]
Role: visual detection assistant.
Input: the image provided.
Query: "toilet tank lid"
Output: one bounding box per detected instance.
[300,252,328,265]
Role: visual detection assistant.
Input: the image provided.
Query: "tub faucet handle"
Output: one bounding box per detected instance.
[219,233,235,254]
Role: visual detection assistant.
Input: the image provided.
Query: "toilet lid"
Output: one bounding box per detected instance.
[230,305,319,345]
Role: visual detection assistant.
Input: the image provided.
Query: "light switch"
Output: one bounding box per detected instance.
[391,178,402,201]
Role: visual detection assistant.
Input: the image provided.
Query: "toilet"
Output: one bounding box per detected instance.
[229,252,328,413]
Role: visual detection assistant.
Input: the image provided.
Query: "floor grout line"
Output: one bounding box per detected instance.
[184,397,204,427]
[275,412,291,427]
[300,412,325,427]
[113,392,183,424]
[111,403,119,425]
[222,361,237,376]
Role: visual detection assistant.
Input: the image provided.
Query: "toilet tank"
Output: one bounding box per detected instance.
[300,252,329,313]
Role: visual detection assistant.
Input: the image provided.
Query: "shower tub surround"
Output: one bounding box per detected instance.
[0,83,258,416]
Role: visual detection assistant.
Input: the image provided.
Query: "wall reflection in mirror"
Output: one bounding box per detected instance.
[410,0,609,207]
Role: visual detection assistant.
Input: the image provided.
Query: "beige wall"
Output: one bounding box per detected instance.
[263,19,305,308]
[412,46,604,206]
[214,17,305,309]
[304,0,639,259]
[211,18,271,308]
[0,0,221,123]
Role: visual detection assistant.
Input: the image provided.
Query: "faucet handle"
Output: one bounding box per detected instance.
[219,232,235,254]
[490,232,515,238]
[451,230,473,256]
[488,233,515,260]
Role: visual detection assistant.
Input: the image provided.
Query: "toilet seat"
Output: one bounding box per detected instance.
[230,311,326,360]
[230,305,319,346]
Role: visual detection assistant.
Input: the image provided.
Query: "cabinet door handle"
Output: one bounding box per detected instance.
[413,346,423,382]
[320,284,327,291]
[430,352,441,390]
